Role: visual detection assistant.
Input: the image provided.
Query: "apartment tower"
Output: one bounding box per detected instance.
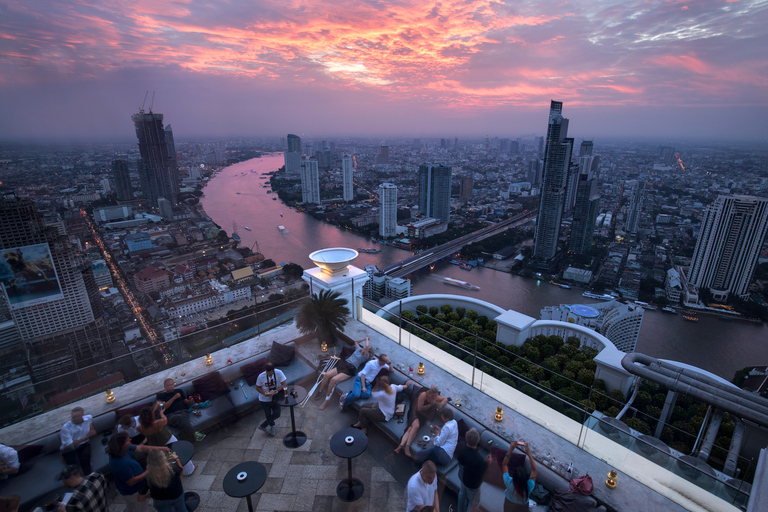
[418,164,452,223]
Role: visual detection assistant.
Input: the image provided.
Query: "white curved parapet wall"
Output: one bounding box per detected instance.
[377,293,506,319]
[309,247,359,276]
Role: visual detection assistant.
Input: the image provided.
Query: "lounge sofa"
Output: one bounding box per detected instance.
[334,352,606,512]
[5,341,314,511]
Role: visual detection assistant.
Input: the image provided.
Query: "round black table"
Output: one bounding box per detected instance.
[278,385,307,448]
[330,427,368,502]
[223,461,267,512]
[168,440,194,466]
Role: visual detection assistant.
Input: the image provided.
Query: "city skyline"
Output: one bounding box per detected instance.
[1,0,767,141]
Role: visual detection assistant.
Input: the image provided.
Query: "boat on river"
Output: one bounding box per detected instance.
[460,263,472,270]
[278,225,287,232]
[560,284,571,289]
[357,248,381,253]
[243,226,251,231]
[443,277,480,291]
[662,307,677,314]
[583,292,614,301]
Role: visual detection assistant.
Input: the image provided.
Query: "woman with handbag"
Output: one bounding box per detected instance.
[503,441,537,512]
[142,449,188,512]
[350,376,412,434]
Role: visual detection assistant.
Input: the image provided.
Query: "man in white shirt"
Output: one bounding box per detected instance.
[255,363,286,437]
[340,353,390,410]
[405,461,439,512]
[0,443,20,479]
[415,408,458,468]
[60,407,96,475]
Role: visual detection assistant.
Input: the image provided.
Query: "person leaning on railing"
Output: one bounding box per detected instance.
[395,385,448,458]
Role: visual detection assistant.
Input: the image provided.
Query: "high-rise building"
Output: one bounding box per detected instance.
[625,180,645,234]
[540,301,643,353]
[132,111,179,208]
[379,183,397,238]
[111,160,133,201]
[376,145,390,165]
[580,140,594,157]
[299,156,320,204]
[688,195,768,300]
[0,193,111,381]
[460,176,474,203]
[284,134,302,173]
[569,155,600,254]
[528,160,544,188]
[536,136,544,159]
[418,164,452,223]
[342,155,354,202]
[158,197,174,220]
[533,101,574,261]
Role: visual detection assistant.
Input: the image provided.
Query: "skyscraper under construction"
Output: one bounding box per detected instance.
[132,110,179,209]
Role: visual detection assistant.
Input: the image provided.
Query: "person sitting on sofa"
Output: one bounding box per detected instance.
[136,404,196,476]
[117,415,145,446]
[314,336,374,410]
[395,385,448,457]
[339,353,390,410]
[0,443,19,479]
[405,460,440,512]
[503,441,537,512]
[57,465,108,512]
[350,375,412,434]
[414,408,458,468]
[155,378,205,442]
[60,407,96,475]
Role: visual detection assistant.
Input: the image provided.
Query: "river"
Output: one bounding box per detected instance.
[201,155,768,380]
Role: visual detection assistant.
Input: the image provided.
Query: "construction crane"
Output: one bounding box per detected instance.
[250,239,261,254]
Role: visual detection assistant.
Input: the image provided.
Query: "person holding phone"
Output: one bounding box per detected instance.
[502,441,537,512]
[255,363,286,437]
[59,407,96,475]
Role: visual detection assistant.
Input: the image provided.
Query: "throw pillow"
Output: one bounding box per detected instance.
[485,445,526,488]
[192,371,231,401]
[267,341,295,367]
[241,358,268,387]
[456,418,469,443]
[339,345,355,361]
[116,401,153,421]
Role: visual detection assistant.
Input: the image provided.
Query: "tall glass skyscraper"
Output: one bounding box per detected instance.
[132,111,179,208]
[342,155,354,202]
[569,154,600,254]
[418,164,452,223]
[300,156,320,204]
[379,183,397,238]
[111,159,133,201]
[688,195,768,300]
[534,101,573,261]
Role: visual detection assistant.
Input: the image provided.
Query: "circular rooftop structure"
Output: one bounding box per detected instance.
[569,304,600,319]
[309,248,358,276]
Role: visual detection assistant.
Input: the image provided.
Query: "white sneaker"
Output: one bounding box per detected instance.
[339,392,348,411]
[268,425,276,436]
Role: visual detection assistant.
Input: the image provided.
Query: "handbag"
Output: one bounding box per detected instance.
[569,472,594,495]
[394,403,406,423]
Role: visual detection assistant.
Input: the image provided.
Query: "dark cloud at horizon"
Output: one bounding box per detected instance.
[0,0,766,142]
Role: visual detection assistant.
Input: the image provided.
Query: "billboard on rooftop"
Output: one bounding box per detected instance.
[0,243,63,309]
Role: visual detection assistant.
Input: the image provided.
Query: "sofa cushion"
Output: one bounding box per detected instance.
[92,412,117,434]
[267,341,295,366]
[186,395,236,432]
[16,444,43,463]
[241,358,268,387]
[192,371,231,401]
[339,345,355,361]
[116,401,153,421]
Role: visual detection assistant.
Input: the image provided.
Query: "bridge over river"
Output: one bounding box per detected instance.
[383,211,536,278]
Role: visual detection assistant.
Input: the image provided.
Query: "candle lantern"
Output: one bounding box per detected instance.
[205,353,213,366]
[494,406,503,422]
[605,470,618,489]
[417,362,425,375]
[105,389,116,404]
[321,341,328,352]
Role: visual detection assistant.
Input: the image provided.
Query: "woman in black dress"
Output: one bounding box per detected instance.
[143,449,188,512]
[395,385,447,457]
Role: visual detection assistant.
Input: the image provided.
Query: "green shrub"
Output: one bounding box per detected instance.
[477,315,488,327]
[416,304,428,314]
[521,384,540,399]
[441,304,453,315]
[578,368,595,386]
[435,314,446,322]
[466,310,478,321]
[447,312,460,322]
[456,306,466,318]
[429,306,439,316]
[402,310,415,320]
[624,418,652,435]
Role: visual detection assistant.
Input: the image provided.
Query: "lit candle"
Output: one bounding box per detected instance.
[417,362,425,375]
[105,389,115,404]
[606,470,618,489]
[205,353,213,365]
[321,341,328,352]
[494,406,503,422]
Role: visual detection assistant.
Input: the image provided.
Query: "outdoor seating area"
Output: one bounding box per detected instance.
[0,319,759,512]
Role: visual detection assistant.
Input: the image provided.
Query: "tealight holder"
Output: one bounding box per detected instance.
[345,436,354,445]
[236,472,247,482]
[105,389,115,404]
[321,341,328,352]
[606,469,618,489]
[417,362,425,375]
[494,406,503,422]
[205,353,213,366]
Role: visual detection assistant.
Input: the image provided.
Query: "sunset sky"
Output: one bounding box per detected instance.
[1,0,766,141]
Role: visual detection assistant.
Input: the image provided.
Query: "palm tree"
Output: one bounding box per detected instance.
[295,289,350,345]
